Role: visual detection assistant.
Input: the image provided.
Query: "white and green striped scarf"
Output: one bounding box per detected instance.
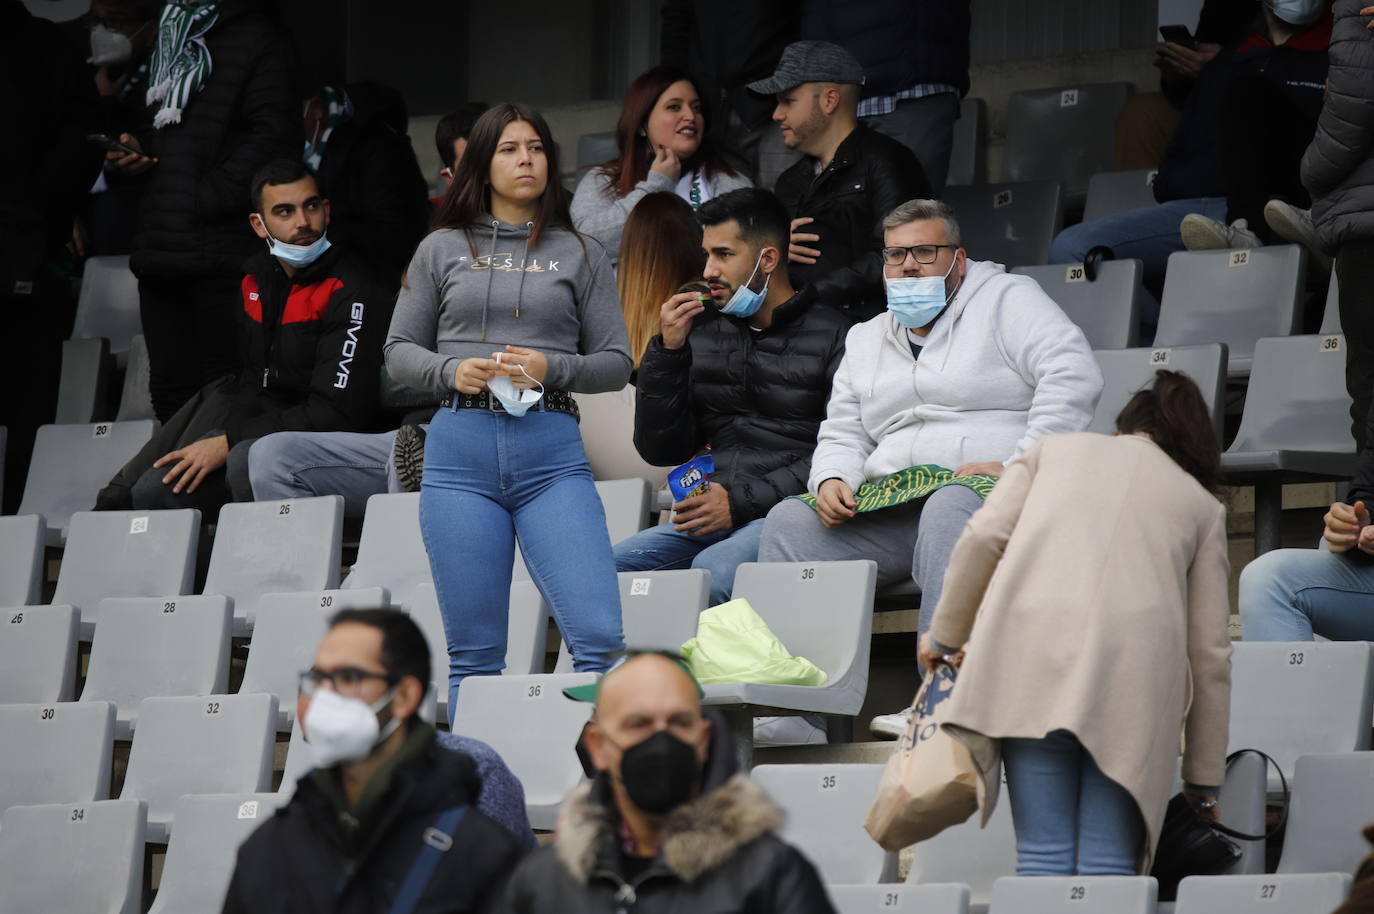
[145,0,222,128]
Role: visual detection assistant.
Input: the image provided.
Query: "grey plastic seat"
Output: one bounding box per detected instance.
[1083,169,1159,223]
[1153,245,1304,378]
[574,387,673,488]
[754,763,897,883]
[829,884,971,914]
[115,333,155,421]
[120,693,277,842]
[1175,873,1352,913]
[0,605,79,703]
[989,875,1156,913]
[73,254,141,365]
[0,513,44,606]
[0,798,145,914]
[53,508,199,639]
[1277,752,1374,875]
[1013,259,1142,349]
[1088,344,1226,439]
[946,97,986,188]
[907,787,1017,909]
[55,337,110,424]
[943,181,1064,268]
[555,568,710,673]
[1321,275,1342,334]
[240,586,389,731]
[1003,83,1133,207]
[1215,753,1268,875]
[147,793,282,914]
[81,595,232,739]
[17,420,157,546]
[451,672,596,829]
[1229,642,1373,787]
[1220,336,1358,553]
[345,492,429,606]
[575,130,618,183]
[0,701,114,816]
[204,495,343,636]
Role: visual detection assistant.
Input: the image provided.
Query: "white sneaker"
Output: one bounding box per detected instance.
[869,707,915,740]
[1264,199,1333,273]
[1180,214,1263,251]
[754,715,828,747]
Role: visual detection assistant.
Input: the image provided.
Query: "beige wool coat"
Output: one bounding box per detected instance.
[930,432,1233,872]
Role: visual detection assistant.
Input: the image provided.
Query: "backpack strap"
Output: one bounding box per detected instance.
[386,804,469,914]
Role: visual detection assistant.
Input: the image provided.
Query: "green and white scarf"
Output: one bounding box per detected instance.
[791,464,998,514]
[303,86,353,172]
[145,0,222,128]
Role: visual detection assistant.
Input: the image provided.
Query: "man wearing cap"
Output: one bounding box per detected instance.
[498,652,837,914]
[751,40,932,321]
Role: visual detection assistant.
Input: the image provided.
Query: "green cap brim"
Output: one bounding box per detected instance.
[562,654,705,703]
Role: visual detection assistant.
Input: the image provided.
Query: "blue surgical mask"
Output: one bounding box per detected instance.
[258,219,332,269]
[1266,0,1325,25]
[885,255,959,329]
[488,360,544,417]
[720,253,770,318]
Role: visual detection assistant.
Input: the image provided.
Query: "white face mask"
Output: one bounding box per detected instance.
[88,24,134,66]
[487,357,544,417]
[303,687,402,769]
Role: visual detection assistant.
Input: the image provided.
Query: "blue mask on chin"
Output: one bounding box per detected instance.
[720,253,770,318]
[259,219,332,269]
[885,255,959,329]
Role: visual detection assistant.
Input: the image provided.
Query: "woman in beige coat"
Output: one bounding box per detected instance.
[918,370,1233,876]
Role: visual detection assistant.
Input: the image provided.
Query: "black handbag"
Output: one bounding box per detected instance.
[1150,749,1289,902]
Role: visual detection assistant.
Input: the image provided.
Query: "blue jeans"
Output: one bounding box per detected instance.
[419,406,624,716]
[614,517,767,605]
[1002,730,1144,876]
[1239,547,1374,641]
[248,430,400,518]
[1048,197,1227,333]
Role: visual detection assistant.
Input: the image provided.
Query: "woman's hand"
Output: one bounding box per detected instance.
[454,357,500,394]
[917,633,943,675]
[1184,790,1221,824]
[494,345,548,388]
[649,143,682,183]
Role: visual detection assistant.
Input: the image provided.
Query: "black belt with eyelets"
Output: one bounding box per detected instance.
[439,389,580,421]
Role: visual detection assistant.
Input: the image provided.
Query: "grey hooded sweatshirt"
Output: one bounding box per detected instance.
[384,218,632,395]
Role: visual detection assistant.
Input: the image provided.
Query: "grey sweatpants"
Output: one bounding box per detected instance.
[759,484,984,634]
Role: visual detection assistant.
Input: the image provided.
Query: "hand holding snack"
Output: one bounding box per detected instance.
[659,289,709,350]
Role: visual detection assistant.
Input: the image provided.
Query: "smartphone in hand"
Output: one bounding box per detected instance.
[86,133,141,156]
[1159,24,1197,49]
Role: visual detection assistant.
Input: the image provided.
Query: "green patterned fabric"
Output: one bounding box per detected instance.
[792,464,997,513]
[146,1,221,128]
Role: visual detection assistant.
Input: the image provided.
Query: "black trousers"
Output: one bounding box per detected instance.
[1336,238,1374,450]
[138,273,242,422]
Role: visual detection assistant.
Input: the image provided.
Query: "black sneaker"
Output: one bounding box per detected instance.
[392,424,427,492]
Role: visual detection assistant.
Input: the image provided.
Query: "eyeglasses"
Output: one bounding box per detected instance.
[298,666,397,697]
[880,244,959,266]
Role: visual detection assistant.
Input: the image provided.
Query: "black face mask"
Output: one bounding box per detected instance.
[615,730,702,815]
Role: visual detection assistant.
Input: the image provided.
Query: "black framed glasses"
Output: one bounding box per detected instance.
[298,666,397,697]
[880,243,959,266]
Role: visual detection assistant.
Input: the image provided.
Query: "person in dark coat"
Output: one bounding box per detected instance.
[222,609,525,914]
[750,41,932,321]
[497,652,836,914]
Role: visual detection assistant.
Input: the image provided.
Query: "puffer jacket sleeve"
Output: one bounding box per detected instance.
[1302,0,1374,199]
[633,335,701,466]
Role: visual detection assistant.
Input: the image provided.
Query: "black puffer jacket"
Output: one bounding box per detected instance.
[800,0,971,97]
[774,125,930,320]
[634,284,848,524]
[130,0,297,279]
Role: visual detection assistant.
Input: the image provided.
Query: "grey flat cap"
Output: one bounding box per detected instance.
[747,40,866,95]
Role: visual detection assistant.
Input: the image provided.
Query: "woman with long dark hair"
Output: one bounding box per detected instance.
[572,65,750,262]
[385,104,630,718]
[917,370,1232,877]
[616,192,704,368]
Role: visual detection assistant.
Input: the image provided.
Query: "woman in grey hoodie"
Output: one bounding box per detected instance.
[385,104,632,719]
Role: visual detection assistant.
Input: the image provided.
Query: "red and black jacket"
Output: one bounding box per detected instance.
[223,244,395,445]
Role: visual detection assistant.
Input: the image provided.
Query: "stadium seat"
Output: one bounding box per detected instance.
[0,798,145,914]
[1153,245,1304,378]
[0,513,44,606]
[828,884,971,914]
[1088,343,1226,439]
[115,333,155,421]
[1083,169,1159,223]
[1219,336,1357,554]
[147,793,283,914]
[753,764,897,883]
[946,97,986,188]
[0,424,6,506]
[53,508,199,639]
[0,701,114,816]
[119,693,277,842]
[80,595,232,739]
[575,130,617,183]
[73,254,141,366]
[989,875,1156,913]
[451,672,596,829]
[1277,752,1374,875]
[1216,752,1269,876]
[55,337,110,424]
[203,495,343,636]
[574,387,673,489]
[240,586,390,731]
[0,605,79,703]
[1321,276,1341,334]
[907,787,1017,909]
[1013,259,1142,350]
[344,492,429,606]
[1175,873,1352,913]
[1003,83,1133,207]
[554,568,710,672]
[18,420,156,546]
[942,181,1064,268]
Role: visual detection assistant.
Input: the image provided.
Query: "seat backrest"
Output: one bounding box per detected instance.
[0,701,114,815]
[0,798,145,914]
[574,387,673,488]
[73,255,141,359]
[1278,752,1374,875]
[595,477,652,544]
[575,131,618,183]
[1003,83,1133,203]
[0,605,79,703]
[18,420,156,545]
[942,181,1064,268]
[147,793,282,914]
[946,97,985,188]
[81,595,232,738]
[828,884,971,914]
[753,764,896,883]
[1088,344,1226,438]
[115,333,155,421]
[1225,335,1355,456]
[55,337,110,425]
[54,508,199,638]
[907,786,1017,905]
[204,495,343,633]
[1154,245,1304,377]
[1175,873,1352,913]
[1321,275,1342,334]
[556,569,710,672]
[1083,169,1159,223]
[1013,259,1141,350]
[346,492,429,606]
[989,876,1156,913]
[0,513,45,606]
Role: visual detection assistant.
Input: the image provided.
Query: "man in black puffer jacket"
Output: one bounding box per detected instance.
[616,188,848,607]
